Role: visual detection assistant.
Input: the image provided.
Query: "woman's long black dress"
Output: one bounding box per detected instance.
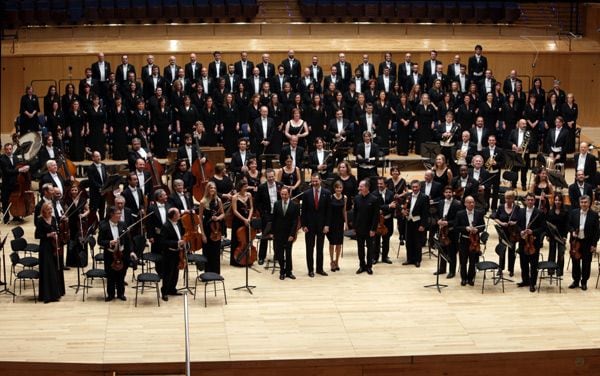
[327,195,345,245]
[66,110,85,161]
[230,197,249,267]
[87,105,107,158]
[35,217,65,303]
[202,199,222,274]
[221,103,240,157]
[152,106,173,158]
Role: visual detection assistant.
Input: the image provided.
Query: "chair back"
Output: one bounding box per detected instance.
[11,226,25,239]
[10,238,27,252]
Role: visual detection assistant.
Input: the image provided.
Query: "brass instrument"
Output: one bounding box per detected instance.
[519,130,531,159]
[440,123,459,147]
[484,153,496,171]
[455,148,467,165]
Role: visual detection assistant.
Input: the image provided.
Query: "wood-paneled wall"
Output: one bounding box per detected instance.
[2,46,598,136]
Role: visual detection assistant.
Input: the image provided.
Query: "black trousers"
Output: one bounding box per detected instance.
[486,172,501,210]
[571,246,593,284]
[548,239,565,275]
[511,153,530,188]
[103,250,128,298]
[202,239,221,275]
[405,220,425,264]
[374,219,393,261]
[305,231,325,273]
[519,246,540,286]
[161,250,180,296]
[459,239,479,282]
[274,238,293,275]
[258,218,272,261]
[356,234,374,269]
[438,236,458,274]
[1,188,11,223]
[498,244,517,274]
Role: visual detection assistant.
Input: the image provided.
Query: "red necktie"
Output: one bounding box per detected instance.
[314,189,319,210]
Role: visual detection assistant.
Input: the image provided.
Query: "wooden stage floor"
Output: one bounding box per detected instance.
[1,167,600,370]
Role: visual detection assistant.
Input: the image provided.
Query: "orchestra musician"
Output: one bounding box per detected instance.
[122,173,146,222]
[35,183,56,218]
[39,159,68,196]
[516,193,546,292]
[87,151,108,220]
[229,138,255,177]
[309,137,333,179]
[159,208,186,301]
[509,119,533,191]
[435,186,462,278]
[127,138,149,171]
[355,131,380,182]
[0,142,30,223]
[37,135,61,174]
[451,165,478,203]
[568,195,599,291]
[168,179,194,214]
[353,179,379,274]
[451,131,476,173]
[386,166,407,244]
[64,184,91,268]
[421,170,443,204]
[547,192,568,277]
[35,201,65,303]
[469,155,490,210]
[569,170,594,209]
[198,181,225,274]
[493,190,521,277]
[147,189,171,276]
[455,196,485,286]
[481,134,504,210]
[98,206,134,302]
[436,111,460,163]
[171,159,195,194]
[374,177,396,264]
[402,180,429,268]
[272,186,300,280]
[530,168,554,213]
[470,116,490,153]
[252,106,274,170]
[301,173,331,277]
[544,116,569,166]
[176,133,206,166]
[279,135,305,170]
[573,142,597,185]
[113,196,134,228]
[256,169,280,264]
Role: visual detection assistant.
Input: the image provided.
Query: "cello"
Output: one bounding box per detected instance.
[181,204,203,253]
[191,138,215,203]
[140,129,170,195]
[8,133,36,218]
[233,221,258,266]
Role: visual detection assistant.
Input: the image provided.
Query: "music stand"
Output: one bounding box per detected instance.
[547,170,568,189]
[424,237,448,293]
[423,205,439,259]
[101,175,125,194]
[260,154,278,174]
[504,150,525,170]
[420,142,441,162]
[493,224,515,283]
[546,222,566,246]
[0,233,15,297]
[233,218,262,294]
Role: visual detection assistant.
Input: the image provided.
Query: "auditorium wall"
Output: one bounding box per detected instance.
[2,49,598,136]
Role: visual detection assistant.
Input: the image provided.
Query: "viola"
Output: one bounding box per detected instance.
[569,234,582,260]
[439,217,451,247]
[468,232,481,254]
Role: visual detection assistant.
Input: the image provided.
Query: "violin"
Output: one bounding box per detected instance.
[569,232,582,260]
[439,216,451,247]
[468,232,481,254]
[177,241,189,270]
[522,211,539,255]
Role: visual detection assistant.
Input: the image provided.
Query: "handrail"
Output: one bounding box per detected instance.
[183,293,191,376]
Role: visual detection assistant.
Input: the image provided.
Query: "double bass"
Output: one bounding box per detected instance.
[181,205,203,252]
[8,133,37,218]
[233,222,258,266]
[140,129,170,195]
[191,138,215,202]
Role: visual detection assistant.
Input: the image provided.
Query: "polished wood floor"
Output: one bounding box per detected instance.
[1,158,600,366]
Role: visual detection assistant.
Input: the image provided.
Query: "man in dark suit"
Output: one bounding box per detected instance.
[502,69,522,95]
[256,169,281,264]
[469,155,491,210]
[308,55,324,89]
[421,170,443,203]
[436,111,460,163]
[141,54,159,82]
[279,136,304,169]
[478,69,496,98]
[451,131,478,173]
[374,177,397,264]
[158,208,185,301]
[481,135,504,210]
[79,67,99,96]
[355,131,380,182]
[569,170,594,210]
[429,63,449,90]
[281,49,301,89]
[127,138,149,171]
[224,64,240,94]
[353,179,379,274]
[301,173,332,277]
[447,54,462,80]
[252,106,274,169]
[351,68,365,95]
[115,55,136,87]
[132,158,153,199]
[270,64,290,96]
[435,186,463,277]
[147,189,171,277]
[378,52,397,81]
[37,135,61,176]
[208,51,226,80]
[184,53,203,85]
[272,187,300,280]
[359,54,376,81]
[0,143,30,223]
[87,150,108,220]
[229,138,255,177]
[197,67,213,97]
[163,55,181,94]
[297,67,318,95]
[122,173,145,219]
[258,53,275,80]
[357,103,380,141]
[544,116,570,165]
[333,52,352,91]
[98,206,133,301]
[168,179,194,214]
[470,116,490,152]
[573,142,597,184]
[113,196,134,228]
[309,137,333,180]
[176,133,205,166]
[455,64,470,93]
[234,51,254,82]
[402,180,429,268]
[455,196,485,286]
[422,50,442,88]
[568,195,600,291]
[323,65,340,92]
[328,108,351,145]
[38,159,68,196]
[451,165,479,204]
[398,53,413,88]
[403,63,423,94]
[468,44,487,82]
[508,119,534,190]
[143,65,165,100]
[248,67,264,95]
[517,193,546,292]
[376,66,394,93]
[91,52,111,83]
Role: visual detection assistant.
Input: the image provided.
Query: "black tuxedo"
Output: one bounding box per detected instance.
[568,209,600,285]
[352,192,379,269]
[252,116,275,156]
[481,147,505,172]
[451,141,477,169]
[508,128,534,187]
[420,181,443,203]
[86,163,108,218]
[308,64,324,86]
[503,78,522,95]
[78,77,99,96]
[279,145,304,168]
[308,149,333,178]
[234,60,254,81]
[422,59,442,83]
[544,126,569,163]
[122,186,145,217]
[0,154,24,222]
[270,74,290,95]
[158,220,184,296]
[468,55,488,79]
[38,172,67,195]
[517,207,546,287]
[573,153,597,184]
[141,64,159,82]
[398,61,413,82]
[131,170,153,198]
[469,127,491,151]
[478,77,497,98]
[404,193,429,265]
[378,61,397,80]
[455,208,485,282]
[229,151,255,176]
[359,62,376,81]
[436,198,463,274]
[224,74,241,93]
[323,75,340,91]
[272,199,299,276]
[374,189,395,261]
[127,148,147,171]
[91,61,111,82]
[176,145,200,166]
[297,76,317,94]
[115,63,136,85]
[256,181,281,261]
[98,220,132,299]
[403,73,423,93]
[328,118,351,142]
[143,75,166,100]
[568,182,594,209]
[301,187,332,274]
[355,142,380,181]
[258,62,276,80]
[447,63,462,80]
[282,58,301,84]
[163,64,182,92]
[184,62,203,83]
[247,75,264,95]
[168,192,194,213]
[428,72,448,90]
[208,61,227,79]
[37,146,61,173]
[376,75,394,93]
[451,175,479,203]
[333,61,352,89]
